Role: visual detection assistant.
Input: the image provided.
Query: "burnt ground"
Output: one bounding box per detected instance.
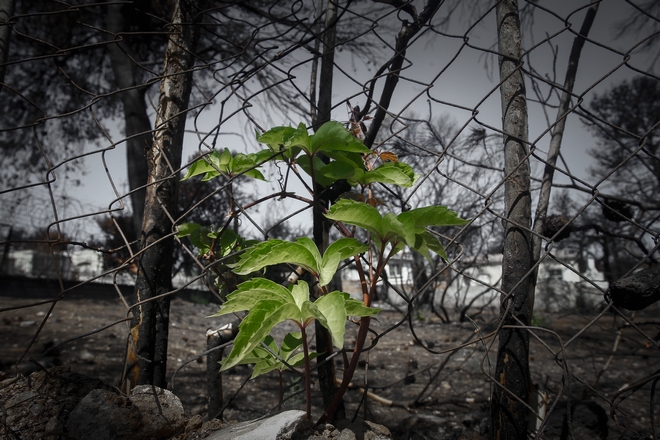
[1,289,659,439]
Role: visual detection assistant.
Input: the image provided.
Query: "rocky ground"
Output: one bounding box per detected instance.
[1,291,658,439]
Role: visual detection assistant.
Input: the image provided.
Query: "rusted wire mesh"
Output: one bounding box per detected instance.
[1,1,659,439]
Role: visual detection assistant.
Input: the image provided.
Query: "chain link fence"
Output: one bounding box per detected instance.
[1,1,659,438]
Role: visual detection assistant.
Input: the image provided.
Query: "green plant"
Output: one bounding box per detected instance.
[178,121,468,421]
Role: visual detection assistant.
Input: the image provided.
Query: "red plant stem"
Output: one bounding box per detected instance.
[300,325,312,420]
[317,316,371,425]
[317,252,374,425]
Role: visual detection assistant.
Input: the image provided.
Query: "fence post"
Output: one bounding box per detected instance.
[123,0,207,390]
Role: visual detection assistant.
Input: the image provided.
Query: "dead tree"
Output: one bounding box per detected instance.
[123,0,206,390]
[491,1,533,438]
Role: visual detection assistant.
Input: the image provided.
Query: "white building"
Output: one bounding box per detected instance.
[340,250,608,314]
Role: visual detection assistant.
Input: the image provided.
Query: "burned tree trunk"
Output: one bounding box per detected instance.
[123,0,206,390]
[311,0,347,423]
[0,0,15,91]
[106,4,151,238]
[491,1,533,438]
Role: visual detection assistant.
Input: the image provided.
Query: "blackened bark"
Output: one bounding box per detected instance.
[123,0,205,390]
[491,1,533,439]
[362,0,443,148]
[530,1,599,312]
[106,4,151,238]
[312,0,346,423]
[0,0,15,92]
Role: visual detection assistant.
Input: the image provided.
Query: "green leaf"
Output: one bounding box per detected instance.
[311,121,371,155]
[344,295,381,318]
[230,238,321,277]
[216,228,239,258]
[326,200,467,260]
[221,301,299,371]
[360,162,418,188]
[209,278,292,317]
[319,238,368,286]
[182,148,267,181]
[382,212,414,246]
[245,333,321,378]
[286,351,321,368]
[285,123,312,153]
[398,205,469,231]
[415,230,448,261]
[325,199,384,238]
[290,280,311,310]
[176,223,212,255]
[297,155,364,187]
[397,206,468,261]
[313,291,349,348]
[176,222,201,238]
[296,155,332,187]
[250,354,280,378]
[281,332,303,361]
[257,123,310,156]
[181,157,218,181]
[257,126,297,149]
[229,152,266,180]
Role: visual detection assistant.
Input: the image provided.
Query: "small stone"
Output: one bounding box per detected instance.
[29,403,44,416]
[78,350,95,362]
[45,416,62,435]
[186,414,204,432]
[19,320,36,327]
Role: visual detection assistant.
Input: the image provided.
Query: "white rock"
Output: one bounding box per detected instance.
[206,410,307,440]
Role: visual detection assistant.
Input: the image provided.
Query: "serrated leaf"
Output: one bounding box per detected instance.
[344,296,381,317]
[415,230,448,261]
[216,228,239,258]
[257,126,298,149]
[325,199,383,238]
[209,278,292,317]
[396,206,467,261]
[398,205,469,230]
[251,358,280,378]
[176,222,201,238]
[300,300,327,328]
[257,123,310,156]
[230,239,320,277]
[246,333,321,378]
[313,291,348,348]
[281,332,303,360]
[323,150,366,169]
[221,301,299,371]
[293,237,323,266]
[297,155,364,187]
[182,148,267,181]
[176,223,212,254]
[296,155,333,187]
[360,162,418,188]
[230,152,266,180]
[319,238,368,286]
[181,159,218,180]
[311,121,371,155]
[285,123,311,152]
[290,280,311,310]
[382,212,414,246]
[287,351,321,368]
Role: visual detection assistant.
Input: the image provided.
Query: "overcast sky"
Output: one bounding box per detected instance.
[9,0,654,240]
